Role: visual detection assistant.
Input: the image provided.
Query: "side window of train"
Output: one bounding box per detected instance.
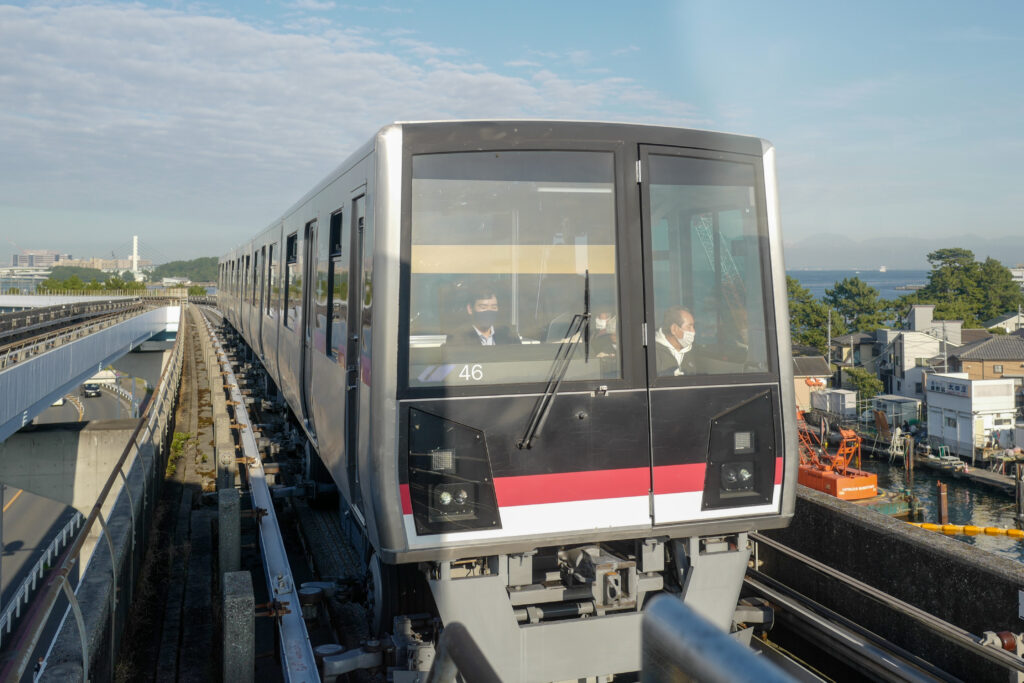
[406,150,620,388]
[252,250,259,303]
[267,242,278,318]
[284,232,299,328]
[647,154,770,376]
[325,209,346,360]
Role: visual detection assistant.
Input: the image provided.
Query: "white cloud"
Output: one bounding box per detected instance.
[0,3,697,261]
[289,0,336,10]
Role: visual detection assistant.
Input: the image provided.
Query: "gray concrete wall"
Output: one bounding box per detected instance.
[763,487,1024,682]
[0,420,140,514]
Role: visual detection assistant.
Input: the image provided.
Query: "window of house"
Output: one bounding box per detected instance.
[994,364,1004,373]
[915,383,922,394]
[945,417,956,428]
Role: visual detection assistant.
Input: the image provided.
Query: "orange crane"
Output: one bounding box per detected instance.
[797,410,878,500]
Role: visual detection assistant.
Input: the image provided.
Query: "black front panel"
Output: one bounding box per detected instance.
[650,384,780,505]
[700,389,777,509]
[401,390,649,481]
[408,408,500,535]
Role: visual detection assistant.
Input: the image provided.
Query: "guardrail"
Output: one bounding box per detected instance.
[0,303,148,370]
[25,289,189,299]
[640,594,792,683]
[0,513,83,648]
[0,304,186,681]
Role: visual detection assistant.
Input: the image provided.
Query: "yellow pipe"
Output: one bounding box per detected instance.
[910,522,1024,539]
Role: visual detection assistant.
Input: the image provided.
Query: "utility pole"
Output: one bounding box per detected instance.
[827,308,832,363]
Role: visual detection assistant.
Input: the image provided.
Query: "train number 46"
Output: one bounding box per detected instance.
[459,364,484,381]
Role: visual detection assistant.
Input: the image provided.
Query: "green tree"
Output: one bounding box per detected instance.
[188,285,208,296]
[915,248,1024,327]
[823,277,885,331]
[844,366,883,401]
[975,257,1024,323]
[787,276,845,354]
[48,266,109,283]
[150,257,218,282]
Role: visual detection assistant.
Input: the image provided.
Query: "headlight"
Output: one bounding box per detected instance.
[720,462,755,492]
[407,408,501,534]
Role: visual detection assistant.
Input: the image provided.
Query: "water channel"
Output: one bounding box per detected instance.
[860,459,1024,564]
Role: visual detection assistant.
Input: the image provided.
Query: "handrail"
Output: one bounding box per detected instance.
[0,513,83,646]
[750,532,1024,674]
[640,594,792,682]
[0,304,186,681]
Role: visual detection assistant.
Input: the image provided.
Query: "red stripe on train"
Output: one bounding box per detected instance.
[399,458,782,513]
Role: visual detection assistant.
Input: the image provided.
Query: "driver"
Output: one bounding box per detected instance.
[654,307,697,376]
[446,288,522,346]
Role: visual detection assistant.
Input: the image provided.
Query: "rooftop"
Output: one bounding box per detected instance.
[793,356,831,377]
[949,335,1024,361]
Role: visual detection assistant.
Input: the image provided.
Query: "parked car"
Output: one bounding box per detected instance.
[82,383,101,398]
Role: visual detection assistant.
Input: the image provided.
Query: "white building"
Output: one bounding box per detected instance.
[926,373,1016,458]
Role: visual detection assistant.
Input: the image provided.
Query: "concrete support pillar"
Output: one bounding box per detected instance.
[218,488,240,574]
[216,415,235,491]
[222,571,255,683]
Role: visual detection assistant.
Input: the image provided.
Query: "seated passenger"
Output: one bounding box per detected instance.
[446,289,522,346]
[591,310,617,358]
[654,307,698,376]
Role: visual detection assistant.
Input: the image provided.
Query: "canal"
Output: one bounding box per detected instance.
[861,459,1024,564]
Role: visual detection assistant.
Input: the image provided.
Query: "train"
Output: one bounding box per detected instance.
[218,120,798,681]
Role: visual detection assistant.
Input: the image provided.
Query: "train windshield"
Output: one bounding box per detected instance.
[646,153,770,377]
[406,150,619,388]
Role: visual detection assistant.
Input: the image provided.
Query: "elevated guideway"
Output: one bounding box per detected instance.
[0,301,180,444]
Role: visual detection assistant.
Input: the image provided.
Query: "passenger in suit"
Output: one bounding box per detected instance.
[445,288,522,346]
[654,307,698,376]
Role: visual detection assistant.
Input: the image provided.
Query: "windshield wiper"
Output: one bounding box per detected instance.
[517,271,590,450]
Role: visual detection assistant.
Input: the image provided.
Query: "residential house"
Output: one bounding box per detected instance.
[830,332,877,368]
[947,335,1024,382]
[793,356,831,412]
[926,373,1016,458]
[875,305,963,401]
[983,311,1024,333]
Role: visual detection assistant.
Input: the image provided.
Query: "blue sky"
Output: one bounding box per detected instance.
[1,1,1023,268]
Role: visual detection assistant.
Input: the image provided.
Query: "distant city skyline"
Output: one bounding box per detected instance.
[2,1,1023,266]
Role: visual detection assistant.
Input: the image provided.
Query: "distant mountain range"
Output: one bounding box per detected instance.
[783,233,1024,270]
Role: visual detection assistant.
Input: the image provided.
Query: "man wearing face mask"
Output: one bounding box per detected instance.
[654,307,698,376]
[447,289,522,346]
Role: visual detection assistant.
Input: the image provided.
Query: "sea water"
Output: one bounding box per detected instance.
[788,270,929,302]
[862,460,1024,564]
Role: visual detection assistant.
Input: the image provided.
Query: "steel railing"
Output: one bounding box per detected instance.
[0,513,83,647]
[0,303,186,681]
[640,594,793,683]
[0,303,149,370]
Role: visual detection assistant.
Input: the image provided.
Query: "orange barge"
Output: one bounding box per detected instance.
[797,411,878,500]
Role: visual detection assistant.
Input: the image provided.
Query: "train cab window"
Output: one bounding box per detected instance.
[284,232,299,328]
[647,154,770,377]
[406,150,619,388]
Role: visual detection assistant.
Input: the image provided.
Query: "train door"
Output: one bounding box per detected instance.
[300,220,318,436]
[344,195,367,510]
[638,145,781,525]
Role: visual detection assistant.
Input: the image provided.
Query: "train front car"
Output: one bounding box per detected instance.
[368,121,797,680]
